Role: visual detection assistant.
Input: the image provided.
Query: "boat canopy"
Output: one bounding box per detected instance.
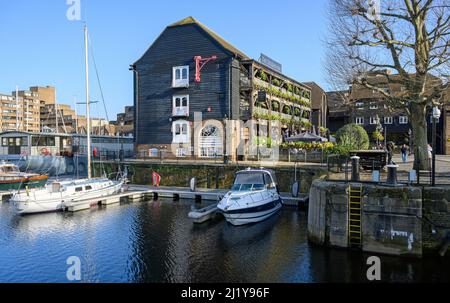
[232,169,277,191]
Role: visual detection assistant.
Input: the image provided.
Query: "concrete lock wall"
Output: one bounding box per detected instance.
[422,187,450,254]
[308,180,424,257]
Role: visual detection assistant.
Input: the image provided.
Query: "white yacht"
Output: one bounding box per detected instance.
[11,25,125,215]
[217,168,282,226]
[11,177,123,214]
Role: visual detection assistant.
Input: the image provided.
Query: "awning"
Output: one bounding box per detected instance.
[285,132,328,142]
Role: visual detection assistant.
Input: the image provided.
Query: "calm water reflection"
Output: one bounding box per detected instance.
[0,199,449,283]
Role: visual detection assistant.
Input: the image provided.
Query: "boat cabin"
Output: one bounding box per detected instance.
[0,161,20,174]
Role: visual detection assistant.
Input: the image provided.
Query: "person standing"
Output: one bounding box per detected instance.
[401,144,408,163]
[427,144,432,159]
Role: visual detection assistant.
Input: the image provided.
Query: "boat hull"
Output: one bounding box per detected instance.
[220,198,282,226]
[0,175,48,191]
[12,180,123,215]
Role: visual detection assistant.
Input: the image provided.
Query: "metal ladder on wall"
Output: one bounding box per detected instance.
[348,184,362,248]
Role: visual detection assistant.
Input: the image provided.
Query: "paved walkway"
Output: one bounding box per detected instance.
[98,154,450,173]
[392,154,450,174]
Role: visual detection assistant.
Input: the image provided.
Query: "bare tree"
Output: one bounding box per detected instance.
[325,0,449,170]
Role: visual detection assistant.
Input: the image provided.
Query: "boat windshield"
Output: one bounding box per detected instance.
[231,172,268,191]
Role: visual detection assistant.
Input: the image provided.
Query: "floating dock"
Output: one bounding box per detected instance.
[0,185,308,213]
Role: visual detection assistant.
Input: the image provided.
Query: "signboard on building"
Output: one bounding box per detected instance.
[258,90,267,102]
[259,53,282,73]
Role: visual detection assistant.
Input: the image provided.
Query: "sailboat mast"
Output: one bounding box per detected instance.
[55,88,59,133]
[15,86,19,131]
[84,24,92,179]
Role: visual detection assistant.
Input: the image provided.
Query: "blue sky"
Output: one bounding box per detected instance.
[0,0,329,120]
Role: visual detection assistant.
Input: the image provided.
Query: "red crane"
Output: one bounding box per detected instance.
[194,55,217,83]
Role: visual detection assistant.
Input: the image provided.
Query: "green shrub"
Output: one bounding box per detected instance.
[324,144,353,156]
[272,78,281,87]
[271,101,280,111]
[282,106,292,115]
[372,131,384,142]
[336,124,370,150]
[259,70,268,81]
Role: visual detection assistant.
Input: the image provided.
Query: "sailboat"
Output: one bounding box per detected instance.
[11,25,125,215]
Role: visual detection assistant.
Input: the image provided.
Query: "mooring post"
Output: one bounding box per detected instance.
[386,164,399,186]
[351,156,360,182]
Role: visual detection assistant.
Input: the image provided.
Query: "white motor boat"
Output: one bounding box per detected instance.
[11,177,124,215]
[217,168,282,226]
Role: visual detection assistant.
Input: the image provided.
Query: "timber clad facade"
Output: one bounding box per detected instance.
[132,17,312,160]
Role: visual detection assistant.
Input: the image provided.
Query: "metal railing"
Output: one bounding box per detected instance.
[325,155,450,186]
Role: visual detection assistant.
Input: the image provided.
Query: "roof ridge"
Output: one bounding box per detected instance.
[167,16,249,59]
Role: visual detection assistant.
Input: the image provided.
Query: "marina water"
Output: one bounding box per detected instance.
[0,199,449,283]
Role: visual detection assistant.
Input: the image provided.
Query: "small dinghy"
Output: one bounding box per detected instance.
[188,204,219,224]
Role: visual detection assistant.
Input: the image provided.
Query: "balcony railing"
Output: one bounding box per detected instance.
[172,107,189,117]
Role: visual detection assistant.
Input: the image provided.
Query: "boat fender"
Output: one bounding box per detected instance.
[152,171,161,187]
[190,177,197,192]
[291,181,300,198]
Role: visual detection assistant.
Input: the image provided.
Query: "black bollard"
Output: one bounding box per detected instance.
[351,156,360,182]
[386,164,399,186]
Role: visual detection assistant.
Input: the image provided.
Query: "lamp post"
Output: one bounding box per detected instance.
[408,129,412,155]
[120,120,124,162]
[432,106,441,186]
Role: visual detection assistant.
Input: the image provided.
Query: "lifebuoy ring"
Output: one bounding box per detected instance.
[41,148,50,156]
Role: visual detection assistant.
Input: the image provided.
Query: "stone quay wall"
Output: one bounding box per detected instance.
[94,162,328,193]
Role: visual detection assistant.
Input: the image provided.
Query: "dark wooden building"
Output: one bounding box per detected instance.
[131,17,312,160]
[326,90,350,134]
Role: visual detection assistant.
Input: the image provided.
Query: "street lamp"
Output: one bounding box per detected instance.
[432,106,441,186]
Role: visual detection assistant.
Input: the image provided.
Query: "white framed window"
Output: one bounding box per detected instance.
[369,102,378,109]
[172,95,189,117]
[384,117,393,124]
[370,117,379,125]
[355,101,364,108]
[172,120,190,143]
[199,125,223,158]
[355,117,364,125]
[172,66,189,88]
[399,116,408,124]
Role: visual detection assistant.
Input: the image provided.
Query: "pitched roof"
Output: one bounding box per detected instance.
[168,16,249,60]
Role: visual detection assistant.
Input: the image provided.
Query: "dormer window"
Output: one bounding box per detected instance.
[399,116,408,124]
[173,66,189,88]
